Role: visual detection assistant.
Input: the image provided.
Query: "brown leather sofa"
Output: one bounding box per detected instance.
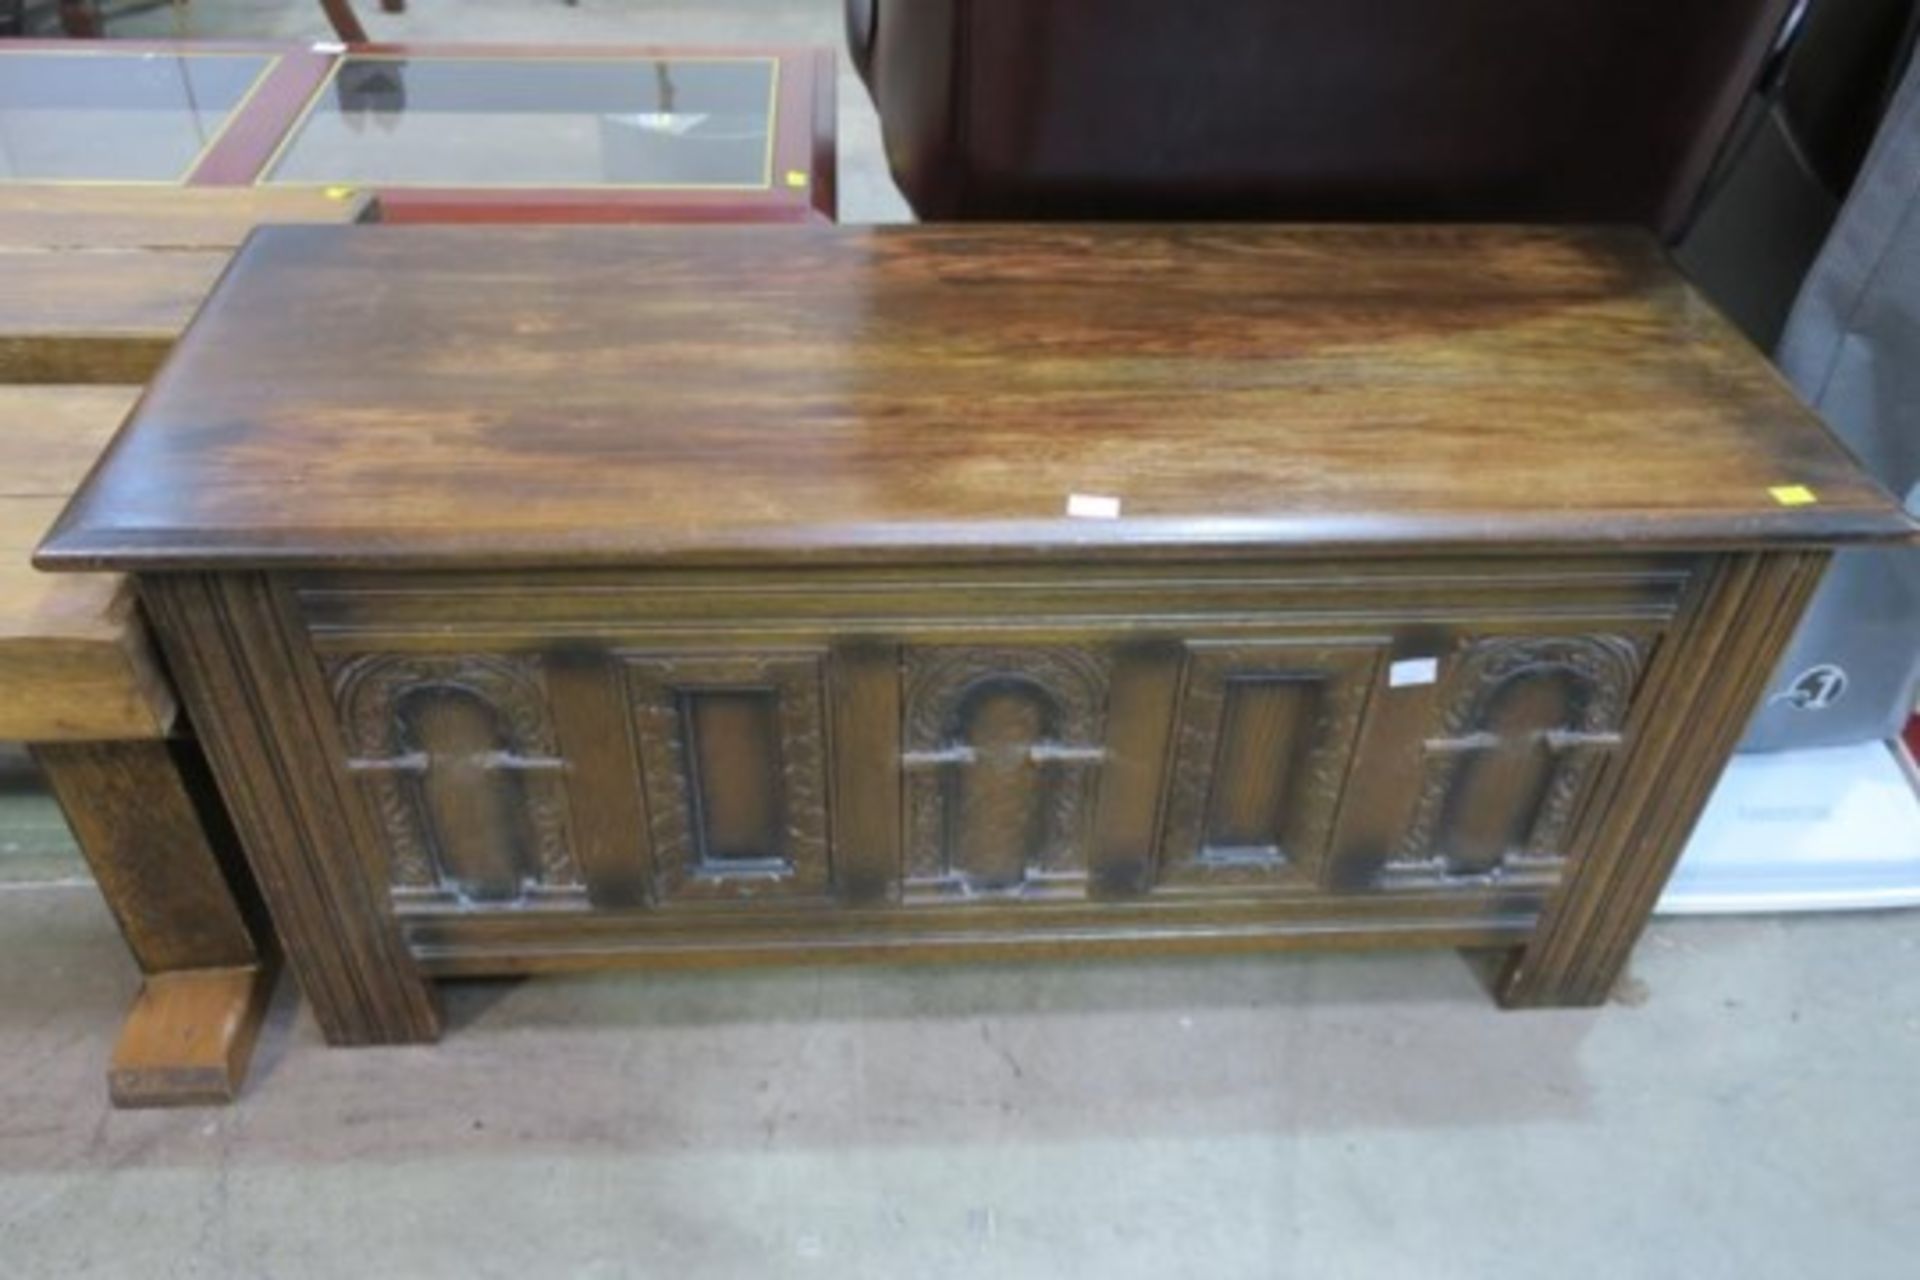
[848,0,1795,237]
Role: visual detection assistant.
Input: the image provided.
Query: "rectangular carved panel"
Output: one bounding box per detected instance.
[623,651,831,904]
[1210,681,1321,847]
[687,691,784,866]
[901,646,1113,900]
[1157,642,1380,892]
[327,652,585,912]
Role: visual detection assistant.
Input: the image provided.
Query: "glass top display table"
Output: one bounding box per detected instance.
[0,48,269,182]
[0,41,836,222]
[0,42,331,185]
[262,45,834,222]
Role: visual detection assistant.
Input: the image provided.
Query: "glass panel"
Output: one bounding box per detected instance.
[0,51,274,182]
[267,56,776,188]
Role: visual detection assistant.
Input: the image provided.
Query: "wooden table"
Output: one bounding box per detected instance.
[37,224,1911,1046]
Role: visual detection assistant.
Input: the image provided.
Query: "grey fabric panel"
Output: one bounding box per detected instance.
[1674,107,1840,349]
[1745,546,1920,750]
[1777,55,1920,491]
[1745,53,1920,751]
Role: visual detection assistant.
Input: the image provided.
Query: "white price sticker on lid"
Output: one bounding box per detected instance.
[1389,656,1440,688]
[1066,493,1122,519]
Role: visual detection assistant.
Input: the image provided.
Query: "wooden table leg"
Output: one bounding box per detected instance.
[318,0,369,44]
[31,738,278,1107]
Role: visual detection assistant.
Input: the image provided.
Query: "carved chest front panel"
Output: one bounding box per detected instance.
[283,556,1690,968]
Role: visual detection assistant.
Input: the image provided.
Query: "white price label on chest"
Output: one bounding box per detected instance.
[1066,493,1122,519]
[1389,656,1440,688]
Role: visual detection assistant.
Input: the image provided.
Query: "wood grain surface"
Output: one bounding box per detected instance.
[0,386,173,739]
[39,224,1909,572]
[0,254,227,385]
[107,966,278,1108]
[33,738,277,1107]
[0,186,373,384]
[0,186,371,250]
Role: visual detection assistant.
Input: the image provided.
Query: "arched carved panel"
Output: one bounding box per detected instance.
[329,653,582,908]
[1382,634,1649,888]
[902,647,1112,899]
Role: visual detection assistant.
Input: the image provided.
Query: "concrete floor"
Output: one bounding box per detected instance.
[4,1,1920,1275]
[2,887,1917,1277]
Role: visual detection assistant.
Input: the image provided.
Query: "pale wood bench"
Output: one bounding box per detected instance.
[0,187,373,1105]
[0,186,370,383]
[1,385,275,1107]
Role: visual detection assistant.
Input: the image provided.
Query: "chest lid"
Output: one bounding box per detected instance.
[37,223,1911,571]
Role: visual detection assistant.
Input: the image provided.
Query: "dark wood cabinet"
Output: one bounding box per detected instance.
[38,224,1910,1047]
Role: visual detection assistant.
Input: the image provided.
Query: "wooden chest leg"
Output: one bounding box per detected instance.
[31,738,278,1107]
[140,574,443,1047]
[1499,552,1828,1008]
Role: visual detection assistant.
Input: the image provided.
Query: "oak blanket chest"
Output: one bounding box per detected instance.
[38,225,1910,1044]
